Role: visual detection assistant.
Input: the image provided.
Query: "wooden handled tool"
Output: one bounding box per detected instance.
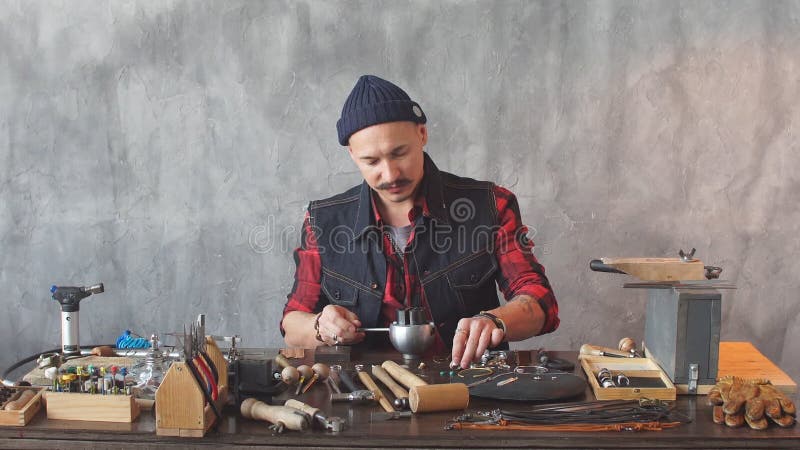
[381,360,427,388]
[356,366,394,413]
[296,365,313,395]
[380,360,469,413]
[281,366,299,385]
[372,365,409,408]
[275,354,292,369]
[2,389,35,411]
[301,363,329,394]
[579,344,634,358]
[589,257,706,281]
[241,398,309,432]
[285,399,345,432]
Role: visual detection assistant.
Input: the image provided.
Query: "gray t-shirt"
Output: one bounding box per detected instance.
[385,224,413,254]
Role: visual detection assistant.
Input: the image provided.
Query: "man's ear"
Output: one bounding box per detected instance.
[347,145,356,162]
[419,124,428,146]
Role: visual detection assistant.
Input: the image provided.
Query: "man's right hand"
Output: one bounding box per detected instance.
[316,305,365,346]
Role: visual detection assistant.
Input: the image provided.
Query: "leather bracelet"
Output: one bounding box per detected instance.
[313,312,324,342]
[474,311,506,334]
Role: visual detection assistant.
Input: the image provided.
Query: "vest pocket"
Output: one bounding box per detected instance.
[321,273,359,307]
[445,251,498,290]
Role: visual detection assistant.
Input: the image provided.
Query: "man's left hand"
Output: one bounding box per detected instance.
[451,316,505,369]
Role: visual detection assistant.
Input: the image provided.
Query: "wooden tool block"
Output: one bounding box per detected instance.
[581,356,676,401]
[601,257,706,281]
[45,391,140,423]
[0,387,46,426]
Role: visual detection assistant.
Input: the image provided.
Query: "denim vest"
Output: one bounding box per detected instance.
[308,153,507,348]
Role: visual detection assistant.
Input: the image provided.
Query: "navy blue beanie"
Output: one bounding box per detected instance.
[336,75,427,146]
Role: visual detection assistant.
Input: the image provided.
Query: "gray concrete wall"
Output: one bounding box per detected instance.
[1,1,798,384]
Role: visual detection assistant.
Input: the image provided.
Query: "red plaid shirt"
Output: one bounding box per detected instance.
[282,183,559,338]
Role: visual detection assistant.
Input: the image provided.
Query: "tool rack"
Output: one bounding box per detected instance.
[155,336,228,437]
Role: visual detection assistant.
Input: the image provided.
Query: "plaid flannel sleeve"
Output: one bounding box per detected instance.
[492,185,559,335]
[281,212,327,335]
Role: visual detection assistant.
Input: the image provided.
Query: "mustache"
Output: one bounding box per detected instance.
[376,179,412,190]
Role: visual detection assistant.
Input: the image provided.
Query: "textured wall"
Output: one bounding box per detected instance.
[1,1,798,384]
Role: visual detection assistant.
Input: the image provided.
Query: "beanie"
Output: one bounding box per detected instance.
[336,75,427,146]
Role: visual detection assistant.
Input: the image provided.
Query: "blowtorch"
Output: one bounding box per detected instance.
[50,283,104,356]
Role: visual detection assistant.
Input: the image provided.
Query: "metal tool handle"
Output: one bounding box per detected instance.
[589,259,626,274]
[357,328,389,332]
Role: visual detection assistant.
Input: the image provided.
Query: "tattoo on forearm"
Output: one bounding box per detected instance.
[514,296,535,315]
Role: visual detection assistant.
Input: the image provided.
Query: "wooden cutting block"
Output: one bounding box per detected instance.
[601,257,706,281]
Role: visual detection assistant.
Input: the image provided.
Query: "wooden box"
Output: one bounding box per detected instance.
[45,391,140,423]
[580,355,676,401]
[0,387,46,426]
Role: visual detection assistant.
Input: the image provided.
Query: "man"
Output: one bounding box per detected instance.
[281,75,558,368]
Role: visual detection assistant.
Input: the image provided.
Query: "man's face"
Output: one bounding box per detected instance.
[348,121,427,206]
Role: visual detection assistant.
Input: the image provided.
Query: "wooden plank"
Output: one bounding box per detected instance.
[602,257,706,281]
[717,341,797,394]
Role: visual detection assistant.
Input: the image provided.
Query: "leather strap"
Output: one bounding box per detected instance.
[448,421,682,432]
[474,311,506,334]
[313,312,324,342]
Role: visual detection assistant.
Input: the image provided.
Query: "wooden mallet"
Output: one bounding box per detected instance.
[381,360,468,413]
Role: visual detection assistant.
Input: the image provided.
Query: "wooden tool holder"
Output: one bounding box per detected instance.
[580,355,675,401]
[0,386,46,426]
[45,391,140,423]
[156,337,228,437]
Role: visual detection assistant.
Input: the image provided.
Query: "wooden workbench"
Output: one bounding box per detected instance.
[1,348,798,449]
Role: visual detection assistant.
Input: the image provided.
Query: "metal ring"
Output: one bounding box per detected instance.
[455,328,467,334]
[331,334,339,345]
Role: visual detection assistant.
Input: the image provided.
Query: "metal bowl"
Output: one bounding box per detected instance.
[388,322,435,360]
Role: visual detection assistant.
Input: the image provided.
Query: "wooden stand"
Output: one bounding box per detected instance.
[155,337,228,437]
[0,387,46,426]
[45,391,140,423]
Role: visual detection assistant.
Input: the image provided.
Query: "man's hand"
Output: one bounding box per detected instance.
[450,316,505,369]
[316,305,365,346]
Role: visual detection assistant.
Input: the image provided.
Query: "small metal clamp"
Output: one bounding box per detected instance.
[688,363,699,394]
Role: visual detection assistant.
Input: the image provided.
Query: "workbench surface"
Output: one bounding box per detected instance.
[1,350,798,449]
